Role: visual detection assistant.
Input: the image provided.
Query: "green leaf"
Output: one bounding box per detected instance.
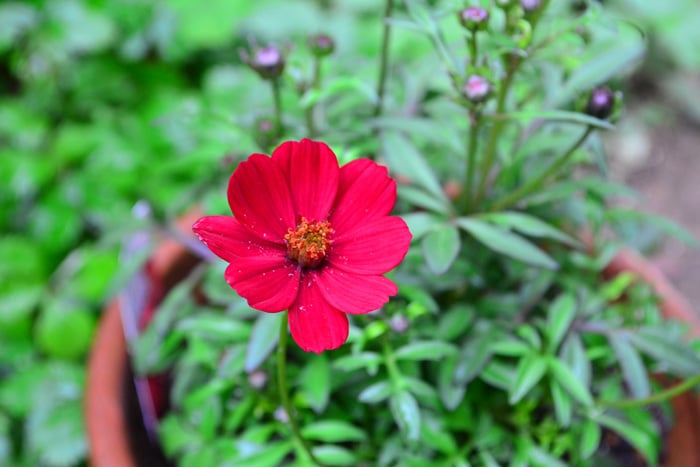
[595,414,657,465]
[301,77,377,108]
[358,381,393,404]
[454,330,496,385]
[312,445,358,466]
[398,185,451,214]
[436,305,474,341]
[381,131,448,205]
[477,212,582,248]
[236,441,294,467]
[26,399,86,467]
[395,341,458,361]
[550,379,572,427]
[245,313,282,372]
[401,212,441,241]
[457,218,558,269]
[627,327,700,376]
[300,354,330,413]
[547,357,594,407]
[501,110,614,130]
[579,419,601,460]
[421,224,461,275]
[606,208,700,248]
[35,303,96,360]
[545,293,577,353]
[332,352,382,374]
[509,353,548,404]
[609,333,651,399]
[389,389,421,441]
[302,420,367,443]
[561,333,591,387]
[480,360,517,391]
[175,313,250,342]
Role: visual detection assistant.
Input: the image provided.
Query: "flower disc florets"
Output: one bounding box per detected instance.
[285,217,334,268]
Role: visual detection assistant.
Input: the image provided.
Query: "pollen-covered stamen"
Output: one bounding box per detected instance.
[284,217,334,268]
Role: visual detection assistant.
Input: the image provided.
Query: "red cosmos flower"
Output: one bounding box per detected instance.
[192,139,411,353]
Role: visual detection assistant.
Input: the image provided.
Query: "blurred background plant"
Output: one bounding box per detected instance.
[1,0,699,465]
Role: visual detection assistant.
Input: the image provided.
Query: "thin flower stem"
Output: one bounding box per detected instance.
[271,77,284,137]
[599,373,700,409]
[277,313,322,466]
[462,110,480,213]
[374,0,394,118]
[304,58,323,138]
[469,32,478,68]
[489,126,593,211]
[474,58,520,206]
[382,334,402,386]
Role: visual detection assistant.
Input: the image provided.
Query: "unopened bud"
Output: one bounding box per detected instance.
[462,75,491,103]
[309,34,335,57]
[520,0,541,13]
[248,370,268,389]
[585,86,616,120]
[241,46,285,80]
[458,7,489,31]
[389,314,410,334]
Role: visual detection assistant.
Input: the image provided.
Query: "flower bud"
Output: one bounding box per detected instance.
[241,45,285,80]
[585,86,616,120]
[520,0,541,13]
[462,75,491,103]
[309,33,335,57]
[458,7,489,31]
[248,370,268,389]
[254,116,277,150]
[389,314,410,334]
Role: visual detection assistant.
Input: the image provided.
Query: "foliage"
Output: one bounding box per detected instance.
[1,0,699,465]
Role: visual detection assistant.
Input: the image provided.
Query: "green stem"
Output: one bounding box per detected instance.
[469,32,478,68]
[600,373,700,409]
[374,0,394,118]
[271,77,284,137]
[277,313,322,466]
[489,126,593,211]
[474,56,520,206]
[462,110,480,213]
[382,334,402,386]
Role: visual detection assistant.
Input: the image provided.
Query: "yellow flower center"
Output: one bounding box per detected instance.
[284,217,334,268]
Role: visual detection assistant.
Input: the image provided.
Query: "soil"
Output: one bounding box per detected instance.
[607,111,700,316]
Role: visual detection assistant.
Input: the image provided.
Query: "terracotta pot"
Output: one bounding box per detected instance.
[86,232,700,466]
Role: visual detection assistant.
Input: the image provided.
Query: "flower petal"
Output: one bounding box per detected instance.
[330,158,396,233]
[227,153,295,242]
[193,215,286,261]
[316,266,398,314]
[271,139,339,221]
[288,272,349,353]
[328,216,412,275]
[225,257,300,312]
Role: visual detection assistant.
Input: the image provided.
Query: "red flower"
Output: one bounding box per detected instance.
[193,139,412,353]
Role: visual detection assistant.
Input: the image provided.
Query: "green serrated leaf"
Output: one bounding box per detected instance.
[457,218,558,269]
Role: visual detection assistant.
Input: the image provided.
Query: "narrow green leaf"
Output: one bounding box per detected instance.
[237,441,294,467]
[302,420,366,443]
[398,185,450,214]
[401,212,441,241]
[546,293,577,353]
[300,77,377,108]
[628,327,700,376]
[579,419,601,459]
[595,414,657,465]
[300,354,330,413]
[381,131,448,204]
[332,352,381,374]
[549,379,572,427]
[358,381,393,404]
[606,209,700,248]
[457,218,558,269]
[480,360,517,391]
[421,224,461,275]
[312,445,358,466]
[501,110,615,130]
[395,340,458,361]
[390,390,421,441]
[477,212,582,248]
[509,353,548,404]
[547,357,593,407]
[608,334,651,399]
[245,313,282,372]
[561,332,591,387]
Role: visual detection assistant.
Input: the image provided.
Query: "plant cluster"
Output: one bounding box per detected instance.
[129,1,700,467]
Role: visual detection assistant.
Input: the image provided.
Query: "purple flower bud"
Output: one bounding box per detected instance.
[520,0,541,13]
[389,314,410,334]
[458,7,490,31]
[248,370,268,389]
[309,34,335,57]
[463,75,491,103]
[241,45,285,80]
[586,86,616,119]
